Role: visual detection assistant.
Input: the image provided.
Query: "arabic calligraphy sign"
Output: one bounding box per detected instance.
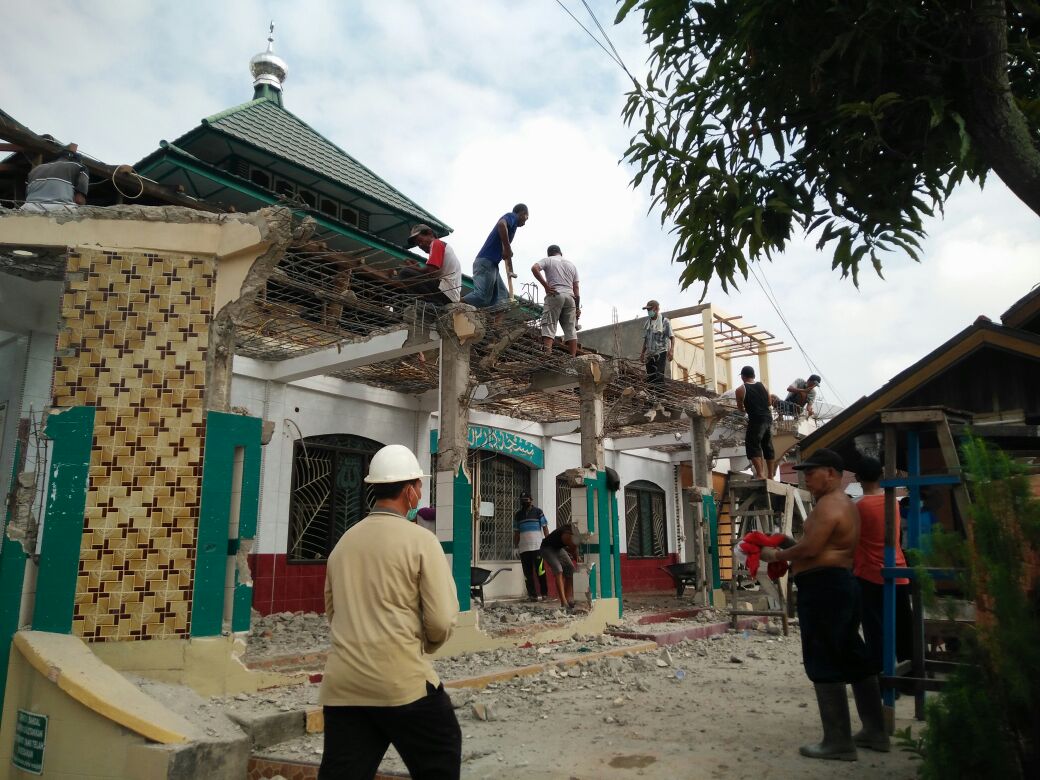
[430,425,544,469]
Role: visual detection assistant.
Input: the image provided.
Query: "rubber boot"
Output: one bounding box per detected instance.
[799,683,858,761]
[851,676,891,752]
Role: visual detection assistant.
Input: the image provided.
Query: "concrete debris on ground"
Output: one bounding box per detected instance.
[243,599,585,661]
[249,621,918,779]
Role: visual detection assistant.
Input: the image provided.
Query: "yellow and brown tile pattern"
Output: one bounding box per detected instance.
[54,247,215,641]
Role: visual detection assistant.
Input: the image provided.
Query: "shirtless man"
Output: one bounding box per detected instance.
[760,448,889,760]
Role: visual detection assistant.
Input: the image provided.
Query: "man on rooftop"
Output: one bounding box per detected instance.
[784,374,822,417]
[639,299,674,397]
[531,244,580,357]
[400,223,462,305]
[22,143,89,211]
[462,204,529,309]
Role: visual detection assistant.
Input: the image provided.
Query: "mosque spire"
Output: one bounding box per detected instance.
[249,21,289,105]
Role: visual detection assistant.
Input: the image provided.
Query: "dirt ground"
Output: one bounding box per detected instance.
[253,619,923,779]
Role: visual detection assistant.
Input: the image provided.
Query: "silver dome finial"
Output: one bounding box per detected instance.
[250,20,288,95]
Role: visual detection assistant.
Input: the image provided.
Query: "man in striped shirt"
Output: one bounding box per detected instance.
[513,492,548,601]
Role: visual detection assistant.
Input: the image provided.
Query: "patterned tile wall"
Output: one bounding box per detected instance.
[54,247,215,641]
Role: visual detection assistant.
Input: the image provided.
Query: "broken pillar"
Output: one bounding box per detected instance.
[688,409,722,606]
[434,305,484,611]
[572,355,621,614]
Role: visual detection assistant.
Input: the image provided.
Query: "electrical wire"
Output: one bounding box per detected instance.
[578,0,636,81]
[554,0,628,74]
[747,263,847,407]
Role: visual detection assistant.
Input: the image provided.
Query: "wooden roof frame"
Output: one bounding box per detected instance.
[799,321,1040,456]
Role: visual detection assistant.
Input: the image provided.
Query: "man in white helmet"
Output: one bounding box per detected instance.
[318,444,461,780]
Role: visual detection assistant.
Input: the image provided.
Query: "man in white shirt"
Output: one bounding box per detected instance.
[532,245,580,356]
[400,223,462,304]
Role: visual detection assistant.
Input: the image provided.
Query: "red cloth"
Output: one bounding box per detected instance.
[737,531,790,580]
[426,239,446,269]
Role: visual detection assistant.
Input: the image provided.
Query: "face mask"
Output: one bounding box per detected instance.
[407,508,419,521]
[648,310,658,319]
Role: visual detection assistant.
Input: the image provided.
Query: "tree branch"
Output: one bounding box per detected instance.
[961,0,1040,217]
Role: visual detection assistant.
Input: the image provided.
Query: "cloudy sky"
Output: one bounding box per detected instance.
[3,0,1037,408]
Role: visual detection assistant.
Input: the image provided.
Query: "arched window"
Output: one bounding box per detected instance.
[469,450,531,561]
[625,480,667,558]
[288,434,383,561]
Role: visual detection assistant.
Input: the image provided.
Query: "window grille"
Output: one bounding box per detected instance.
[555,474,573,526]
[287,434,382,561]
[469,450,531,561]
[625,480,668,558]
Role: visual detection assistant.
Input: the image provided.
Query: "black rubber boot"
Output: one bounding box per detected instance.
[852,676,891,752]
[799,683,858,761]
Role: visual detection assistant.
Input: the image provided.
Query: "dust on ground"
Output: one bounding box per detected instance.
[253,623,922,780]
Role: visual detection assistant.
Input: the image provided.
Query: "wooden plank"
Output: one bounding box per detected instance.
[880,409,948,425]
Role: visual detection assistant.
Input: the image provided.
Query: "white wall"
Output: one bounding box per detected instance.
[0,335,28,502]
[230,374,422,556]
[231,372,685,600]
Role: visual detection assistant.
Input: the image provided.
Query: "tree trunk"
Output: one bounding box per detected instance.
[961,0,1040,218]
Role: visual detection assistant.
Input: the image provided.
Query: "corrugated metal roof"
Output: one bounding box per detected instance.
[199,98,449,232]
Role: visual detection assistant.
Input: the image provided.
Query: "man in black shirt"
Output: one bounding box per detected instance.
[735,365,775,479]
[539,524,580,613]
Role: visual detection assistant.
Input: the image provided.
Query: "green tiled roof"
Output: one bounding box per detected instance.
[198,98,449,232]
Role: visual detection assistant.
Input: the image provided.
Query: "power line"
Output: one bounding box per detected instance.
[578,0,635,81]
[747,263,847,407]
[554,0,631,77]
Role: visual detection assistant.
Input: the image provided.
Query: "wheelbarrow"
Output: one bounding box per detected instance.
[470,566,512,606]
[659,562,699,598]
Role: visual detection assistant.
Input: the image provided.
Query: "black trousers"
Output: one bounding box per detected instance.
[858,578,914,670]
[318,683,462,780]
[646,352,667,385]
[794,567,878,683]
[519,549,548,598]
[399,267,451,305]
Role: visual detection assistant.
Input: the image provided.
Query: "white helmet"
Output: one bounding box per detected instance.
[364,444,428,484]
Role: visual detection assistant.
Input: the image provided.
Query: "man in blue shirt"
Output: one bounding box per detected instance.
[462,204,529,308]
[513,492,548,601]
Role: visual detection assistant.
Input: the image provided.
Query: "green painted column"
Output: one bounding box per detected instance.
[192,411,262,637]
[609,488,622,617]
[704,494,722,595]
[583,478,598,597]
[0,441,28,709]
[596,470,612,598]
[33,406,95,634]
[452,464,472,611]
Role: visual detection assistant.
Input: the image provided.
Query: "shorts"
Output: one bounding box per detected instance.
[745,417,774,459]
[539,545,574,575]
[541,292,577,341]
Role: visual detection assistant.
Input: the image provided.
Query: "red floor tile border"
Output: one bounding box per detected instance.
[634,608,705,625]
[247,756,406,779]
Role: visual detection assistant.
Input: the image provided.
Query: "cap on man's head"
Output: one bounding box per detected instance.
[740,366,756,379]
[407,223,433,247]
[643,299,659,310]
[808,374,822,385]
[519,492,532,501]
[793,448,845,472]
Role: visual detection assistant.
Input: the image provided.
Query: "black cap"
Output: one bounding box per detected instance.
[740,365,756,378]
[519,492,532,501]
[808,374,822,384]
[793,448,845,472]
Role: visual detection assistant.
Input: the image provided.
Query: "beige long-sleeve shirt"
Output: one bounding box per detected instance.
[319,510,459,707]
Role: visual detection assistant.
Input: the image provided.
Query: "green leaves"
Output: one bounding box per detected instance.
[616,0,1028,289]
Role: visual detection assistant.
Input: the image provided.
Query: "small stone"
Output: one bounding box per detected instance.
[612,697,625,707]
[567,667,581,678]
[729,655,744,664]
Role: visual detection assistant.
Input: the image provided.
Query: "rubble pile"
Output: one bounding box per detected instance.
[252,624,796,773]
[243,611,330,660]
